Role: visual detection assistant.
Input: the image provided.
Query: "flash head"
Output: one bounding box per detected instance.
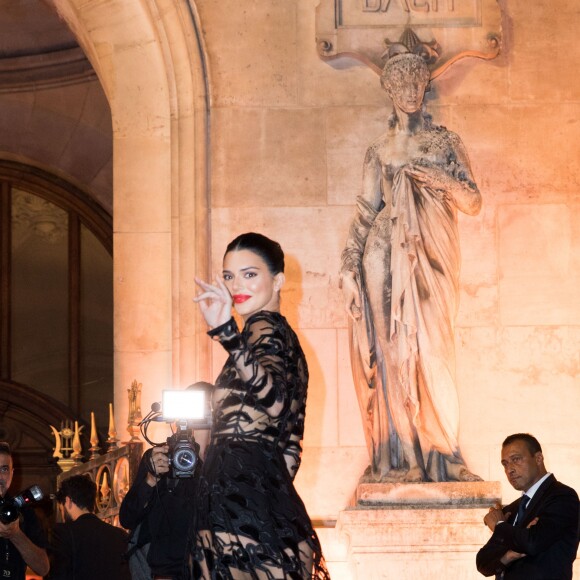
[162,382,212,429]
[138,382,213,451]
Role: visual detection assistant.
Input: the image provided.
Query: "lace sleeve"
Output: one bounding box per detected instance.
[208,315,289,418]
[282,410,304,480]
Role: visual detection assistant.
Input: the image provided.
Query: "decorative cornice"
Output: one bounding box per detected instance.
[316,0,502,79]
[0,46,96,93]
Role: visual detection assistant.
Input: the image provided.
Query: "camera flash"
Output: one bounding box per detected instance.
[162,390,205,421]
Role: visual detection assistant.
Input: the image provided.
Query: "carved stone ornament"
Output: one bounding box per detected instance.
[126,379,143,442]
[11,190,68,247]
[316,0,502,78]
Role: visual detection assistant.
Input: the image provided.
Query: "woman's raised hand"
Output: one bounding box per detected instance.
[194,276,233,329]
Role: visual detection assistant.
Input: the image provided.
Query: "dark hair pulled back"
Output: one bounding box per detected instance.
[224,232,285,275]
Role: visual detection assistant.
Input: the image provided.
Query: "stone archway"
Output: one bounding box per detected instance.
[49,0,212,427]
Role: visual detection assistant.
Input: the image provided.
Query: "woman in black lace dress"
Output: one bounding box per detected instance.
[190,232,329,579]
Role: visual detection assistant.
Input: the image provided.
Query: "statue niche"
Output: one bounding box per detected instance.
[340,34,482,484]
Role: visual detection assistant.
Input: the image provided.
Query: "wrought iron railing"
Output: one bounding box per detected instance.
[55,442,142,525]
[52,379,146,524]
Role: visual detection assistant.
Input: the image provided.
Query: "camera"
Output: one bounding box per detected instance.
[0,485,44,524]
[166,420,200,479]
[139,383,213,479]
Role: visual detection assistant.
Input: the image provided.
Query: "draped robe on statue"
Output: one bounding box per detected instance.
[342,127,475,482]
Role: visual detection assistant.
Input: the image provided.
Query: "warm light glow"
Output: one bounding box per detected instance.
[162,390,205,420]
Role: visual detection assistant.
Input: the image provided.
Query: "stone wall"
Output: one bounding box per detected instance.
[5,0,574,576]
[195,0,580,530]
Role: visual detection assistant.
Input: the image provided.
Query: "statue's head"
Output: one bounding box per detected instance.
[380,53,430,114]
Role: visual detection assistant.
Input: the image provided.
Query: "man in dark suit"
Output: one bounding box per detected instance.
[477,433,579,579]
[47,474,130,580]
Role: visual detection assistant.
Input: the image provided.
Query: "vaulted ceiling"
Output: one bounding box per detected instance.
[0,0,77,55]
[0,0,113,212]
[0,0,97,89]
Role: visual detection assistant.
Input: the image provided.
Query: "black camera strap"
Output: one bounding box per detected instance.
[2,537,8,563]
[145,450,161,480]
[165,478,179,494]
[1,537,18,577]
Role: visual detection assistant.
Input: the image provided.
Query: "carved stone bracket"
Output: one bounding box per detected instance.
[316,0,502,79]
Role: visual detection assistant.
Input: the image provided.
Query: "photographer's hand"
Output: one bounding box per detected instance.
[0,519,49,576]
[0,517,19,539]
[147,445,170,486]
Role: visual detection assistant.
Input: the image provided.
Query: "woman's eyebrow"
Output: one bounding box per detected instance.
[223,266,261,272]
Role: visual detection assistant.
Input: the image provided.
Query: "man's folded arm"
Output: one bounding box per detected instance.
[492,489,578,556]
[476,531,509,577]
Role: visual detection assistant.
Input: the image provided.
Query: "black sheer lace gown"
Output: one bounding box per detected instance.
[188,310,330,579]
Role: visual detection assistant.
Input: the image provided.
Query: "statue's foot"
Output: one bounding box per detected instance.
[403,466,426,483]
[360,466,412,483]
[380,468,408,483]
[359,465,375,483]
[446,462,483,482]
[457,468,483,482]
[360,465,383,483]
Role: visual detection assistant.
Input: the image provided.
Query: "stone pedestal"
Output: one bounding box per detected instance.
[336,481,501,579]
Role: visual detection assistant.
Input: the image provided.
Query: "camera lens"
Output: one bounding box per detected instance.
[173,448,196,470]
[14,485,44,507]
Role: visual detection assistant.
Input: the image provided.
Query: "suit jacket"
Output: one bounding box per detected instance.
[476,475,580,579]
[47,513,130,580]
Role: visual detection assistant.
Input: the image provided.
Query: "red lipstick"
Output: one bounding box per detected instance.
[233,294,251,304]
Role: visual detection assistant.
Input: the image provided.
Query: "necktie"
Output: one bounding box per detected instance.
[515,494,530,526]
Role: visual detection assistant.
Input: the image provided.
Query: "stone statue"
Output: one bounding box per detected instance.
[340,50,482,483]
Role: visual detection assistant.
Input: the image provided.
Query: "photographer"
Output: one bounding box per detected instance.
[119,435,200,579]
[0,442,49,580]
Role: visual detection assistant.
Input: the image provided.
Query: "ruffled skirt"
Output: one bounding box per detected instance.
[187,438,330,579]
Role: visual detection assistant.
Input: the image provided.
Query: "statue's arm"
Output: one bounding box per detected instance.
[409,132,482,216]
[342,146,386,270]
[340,146,386,318]
[446,132,482,215]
